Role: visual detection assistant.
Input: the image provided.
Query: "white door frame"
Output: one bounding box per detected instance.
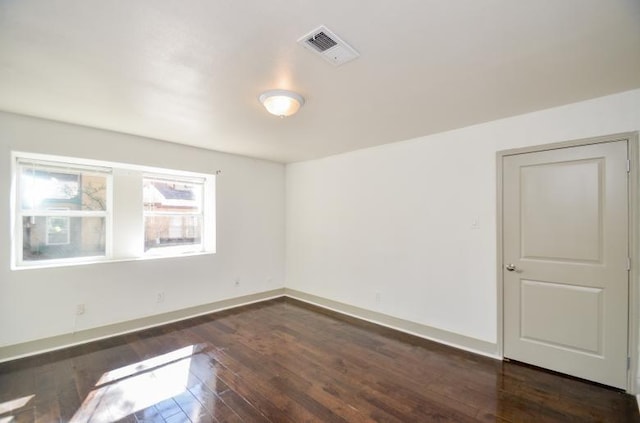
[496,132,639,393]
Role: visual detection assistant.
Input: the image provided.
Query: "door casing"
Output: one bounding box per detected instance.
[496,132,639,393]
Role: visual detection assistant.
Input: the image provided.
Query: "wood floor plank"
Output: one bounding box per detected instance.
[187,383,242,423]
[1,298,638,422]
[236,306,484,421]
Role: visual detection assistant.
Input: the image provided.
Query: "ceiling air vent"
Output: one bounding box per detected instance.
[297,25,359,66]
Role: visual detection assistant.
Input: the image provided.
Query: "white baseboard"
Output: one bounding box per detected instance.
[283,288,499,359]
[0,288,285,363]
[1,287,500,365]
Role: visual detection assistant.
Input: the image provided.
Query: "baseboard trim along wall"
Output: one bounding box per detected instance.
[1,288,499,364]
[283,288,499,359]
[0,289,285,364]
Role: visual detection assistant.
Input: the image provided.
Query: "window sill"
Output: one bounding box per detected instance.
[11,250,216,271]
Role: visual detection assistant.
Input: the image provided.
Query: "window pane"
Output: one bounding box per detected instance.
[143,179,201,213]
[22,216,106,261]
[20,167,108,211]
[143,176,204,254]
[144,215,202,252]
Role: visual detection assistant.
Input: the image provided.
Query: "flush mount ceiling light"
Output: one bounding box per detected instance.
[258,89,305,117]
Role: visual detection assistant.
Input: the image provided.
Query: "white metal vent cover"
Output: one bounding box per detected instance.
[297,25,359,66]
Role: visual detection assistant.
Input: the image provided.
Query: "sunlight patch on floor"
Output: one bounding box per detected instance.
[96,344,199,386]
[0,394,34,417]
[70,345,200,422]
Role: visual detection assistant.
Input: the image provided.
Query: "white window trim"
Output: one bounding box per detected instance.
[11,151,216,270]
[15,159,112,267]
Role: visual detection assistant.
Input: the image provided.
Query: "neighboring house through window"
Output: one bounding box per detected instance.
[46,214,71,246]
[18,160,110,263]
[143,176,205,254]
[13,153,215,268]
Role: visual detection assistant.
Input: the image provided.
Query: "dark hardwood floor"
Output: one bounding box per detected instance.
[0,298,638,423]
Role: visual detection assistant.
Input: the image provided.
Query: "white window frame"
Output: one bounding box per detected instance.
[11,152,216,269]
[15,158,112,267]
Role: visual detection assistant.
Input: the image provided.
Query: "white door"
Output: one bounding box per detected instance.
[503,140,629,389]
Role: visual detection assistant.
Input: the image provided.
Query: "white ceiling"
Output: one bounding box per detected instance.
[1,1,639,163]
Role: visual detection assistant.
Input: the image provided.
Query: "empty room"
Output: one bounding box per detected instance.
[1,1,640,422]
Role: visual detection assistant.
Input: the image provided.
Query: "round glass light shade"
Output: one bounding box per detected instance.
[259,90,305,117]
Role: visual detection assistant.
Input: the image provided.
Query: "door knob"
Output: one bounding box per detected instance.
[505,264,517,271]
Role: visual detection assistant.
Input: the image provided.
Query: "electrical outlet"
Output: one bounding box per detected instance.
[156,292,165,303]
[76,304,85,316]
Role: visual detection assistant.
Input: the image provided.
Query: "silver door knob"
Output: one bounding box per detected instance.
[505,264,517,271]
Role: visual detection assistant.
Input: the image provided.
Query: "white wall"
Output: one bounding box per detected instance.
[2,89,640,387]
[286,89,640,347]
[0,111,285,348]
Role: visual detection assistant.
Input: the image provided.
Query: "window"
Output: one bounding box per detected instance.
[17,160,110,263]
[13,153,215,268]
[143,176,204,254]
[46,214,70,245]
